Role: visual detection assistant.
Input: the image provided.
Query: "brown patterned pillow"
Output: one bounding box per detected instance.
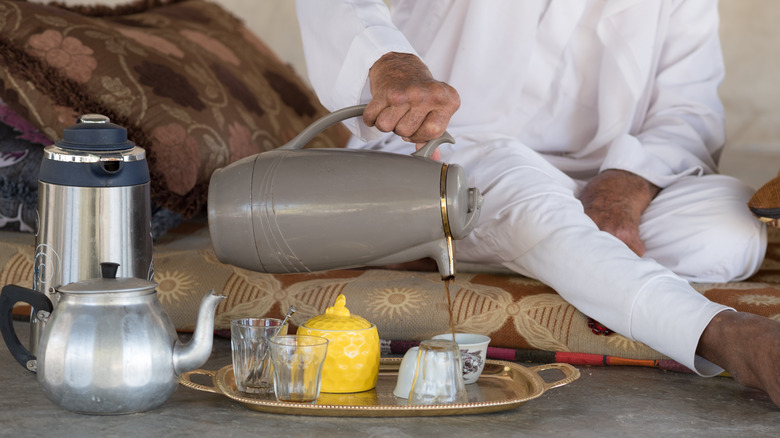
[0,0,349,217]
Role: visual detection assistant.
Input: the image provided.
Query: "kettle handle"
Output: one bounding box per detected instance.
[278,104,454,158]
[0,285,53,372]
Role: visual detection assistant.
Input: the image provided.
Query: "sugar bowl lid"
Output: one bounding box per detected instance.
[303,294,372,331]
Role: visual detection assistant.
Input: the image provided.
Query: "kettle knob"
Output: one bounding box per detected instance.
[100,262,120,279]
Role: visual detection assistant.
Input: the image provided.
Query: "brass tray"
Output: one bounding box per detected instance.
[180,358,579,417]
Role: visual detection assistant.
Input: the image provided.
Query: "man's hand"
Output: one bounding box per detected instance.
[364,52,460,154]
[578,169,660,256]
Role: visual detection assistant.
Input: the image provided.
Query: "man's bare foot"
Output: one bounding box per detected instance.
[697,311,780,407]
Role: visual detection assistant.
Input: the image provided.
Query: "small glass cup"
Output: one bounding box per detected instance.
[268,335,329,403]
[408,339,468,405]
[230,318,288,394]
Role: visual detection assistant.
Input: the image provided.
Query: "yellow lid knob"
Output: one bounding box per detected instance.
[326,294,351,317]
[303,294,372,331]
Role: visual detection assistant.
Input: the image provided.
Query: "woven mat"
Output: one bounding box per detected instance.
[2,225,778,362]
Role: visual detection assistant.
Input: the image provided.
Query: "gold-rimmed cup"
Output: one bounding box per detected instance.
[432,333,491,384]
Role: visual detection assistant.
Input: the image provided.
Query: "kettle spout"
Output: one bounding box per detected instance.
[172,289,225,375]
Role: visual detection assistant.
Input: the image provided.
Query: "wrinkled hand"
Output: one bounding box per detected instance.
[578,170,660,256]
[365,52,460,159]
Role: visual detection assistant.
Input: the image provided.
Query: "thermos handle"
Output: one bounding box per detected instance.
[278,104,454,158]
[0,285,53,372]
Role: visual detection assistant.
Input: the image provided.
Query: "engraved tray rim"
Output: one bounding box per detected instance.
[180,358,580,417]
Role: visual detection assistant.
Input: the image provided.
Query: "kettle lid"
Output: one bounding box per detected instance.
[57,263,157,294]
[55,114,135,152]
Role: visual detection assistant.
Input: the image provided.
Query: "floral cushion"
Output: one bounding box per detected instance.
[0,0,348,217]
[0,99,48,232]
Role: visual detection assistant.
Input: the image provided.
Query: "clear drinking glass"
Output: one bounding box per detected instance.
[231,318,288,394]
[268,335,329,403]
[408,339,468,405]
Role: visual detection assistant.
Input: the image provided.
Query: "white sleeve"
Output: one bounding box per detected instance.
[295,0,420,139]
[600,0,725,188]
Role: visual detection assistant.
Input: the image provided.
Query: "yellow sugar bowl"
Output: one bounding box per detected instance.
[298,294,380,393]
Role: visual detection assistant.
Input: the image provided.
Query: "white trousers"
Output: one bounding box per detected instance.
[417,136,767,375]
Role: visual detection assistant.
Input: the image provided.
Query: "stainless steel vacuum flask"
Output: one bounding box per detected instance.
[31,114,153,353]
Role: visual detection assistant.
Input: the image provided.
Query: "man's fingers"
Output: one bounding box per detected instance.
[605,225,646,257]
[587,213,646,257]
[620,234,646,257]
[406,110,450,143]
[373,105,411,133]
[364,103,451,145]
[394,107,434,139]
[364,97,407,129]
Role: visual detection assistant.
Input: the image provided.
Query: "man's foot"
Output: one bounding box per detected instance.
[749,171,780,227]
[697,311,780,407]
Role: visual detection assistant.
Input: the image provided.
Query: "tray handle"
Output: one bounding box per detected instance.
[528,363,580,392]
[179,369,219,394]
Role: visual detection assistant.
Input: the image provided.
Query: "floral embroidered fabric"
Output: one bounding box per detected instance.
[0,0,348,217]
[0,99,46,232]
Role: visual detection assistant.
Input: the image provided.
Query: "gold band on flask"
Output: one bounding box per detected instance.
[439,163,455,277]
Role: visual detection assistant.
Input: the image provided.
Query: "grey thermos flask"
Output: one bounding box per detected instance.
[31,114,153,355]
[208,105,482,279]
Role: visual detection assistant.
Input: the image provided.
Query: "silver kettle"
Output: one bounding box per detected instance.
[208,105,482,278]
[0,263,224,415]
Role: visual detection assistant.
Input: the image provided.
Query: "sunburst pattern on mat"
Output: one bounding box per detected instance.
[155,270,196,305]
[737,294,780,306]
[367,287,424,319]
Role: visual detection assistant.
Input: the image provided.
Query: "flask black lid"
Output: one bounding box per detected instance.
[40,114,149,187]
[55,114,135,151]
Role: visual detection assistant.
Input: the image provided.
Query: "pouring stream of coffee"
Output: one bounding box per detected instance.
[444,279,456,342]
[443,231,457,341]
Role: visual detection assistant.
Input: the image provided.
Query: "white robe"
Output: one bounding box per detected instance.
[296,0,767,375]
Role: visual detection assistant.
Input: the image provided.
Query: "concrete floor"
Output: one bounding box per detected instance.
[1,320,778,438]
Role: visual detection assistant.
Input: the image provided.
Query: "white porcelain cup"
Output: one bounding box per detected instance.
[432,333,491,384]
[393,347,419,398]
